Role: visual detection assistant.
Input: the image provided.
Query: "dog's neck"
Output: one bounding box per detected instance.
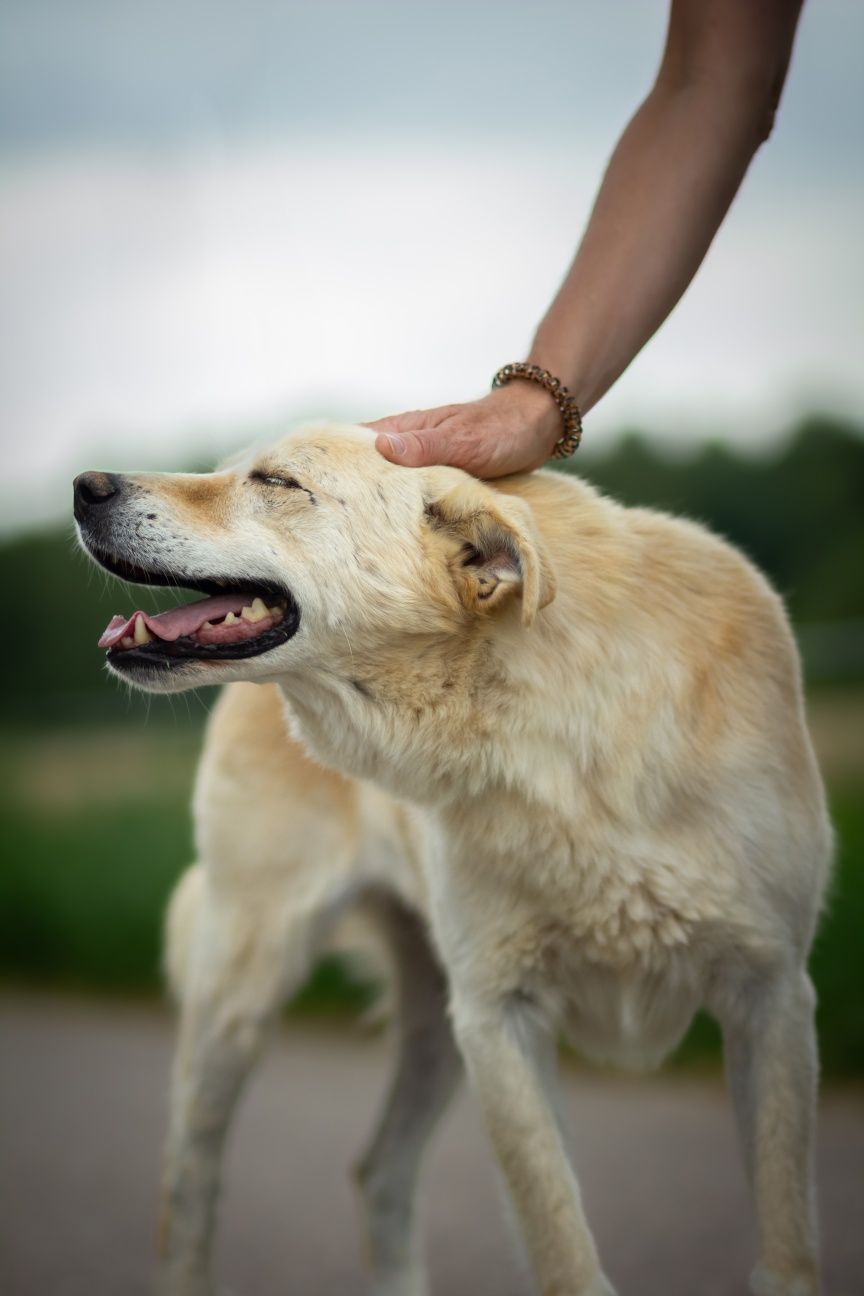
[275,616,567,815]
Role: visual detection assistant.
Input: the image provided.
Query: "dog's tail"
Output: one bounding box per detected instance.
[163,863,205,1002]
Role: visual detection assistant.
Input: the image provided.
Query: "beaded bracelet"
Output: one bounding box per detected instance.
[491,362,583,458]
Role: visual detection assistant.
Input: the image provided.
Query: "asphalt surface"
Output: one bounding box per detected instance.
[1,994,862,1296]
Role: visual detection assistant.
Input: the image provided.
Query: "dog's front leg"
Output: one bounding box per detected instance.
[157,867,320,1296]
[451,996,616,1296]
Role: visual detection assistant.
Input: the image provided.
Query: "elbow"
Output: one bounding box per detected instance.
[741,70,785,148]
[657,0,799,152]
[658,63,787,153]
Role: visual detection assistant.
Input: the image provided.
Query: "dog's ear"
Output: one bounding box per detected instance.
[423,474,556,626]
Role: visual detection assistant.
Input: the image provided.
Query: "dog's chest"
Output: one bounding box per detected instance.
[483,916,706,1069]
[426,806,727,1068]
[436,827,724,978]
[560,960,702,1069]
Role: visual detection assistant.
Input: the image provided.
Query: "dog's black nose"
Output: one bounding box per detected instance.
[73,471,122,521]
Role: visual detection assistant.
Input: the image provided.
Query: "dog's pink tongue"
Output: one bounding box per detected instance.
[97,592,253,648]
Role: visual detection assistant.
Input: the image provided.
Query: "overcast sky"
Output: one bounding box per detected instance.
[1,0,862,532]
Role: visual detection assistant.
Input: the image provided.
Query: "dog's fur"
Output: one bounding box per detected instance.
[76,423,832,1296]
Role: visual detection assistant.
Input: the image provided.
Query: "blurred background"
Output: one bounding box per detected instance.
[1,2,862,1293]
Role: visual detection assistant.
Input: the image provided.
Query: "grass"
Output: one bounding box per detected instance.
[810,783,864,1074]
[1,708,862,1073]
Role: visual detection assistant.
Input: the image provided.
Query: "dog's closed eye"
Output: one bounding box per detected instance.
[249,471,303,490]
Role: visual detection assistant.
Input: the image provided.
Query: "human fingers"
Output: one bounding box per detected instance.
[373,426,446,467]
[369,406,475,468]
[370,389,558,476]
[365,405,463,436]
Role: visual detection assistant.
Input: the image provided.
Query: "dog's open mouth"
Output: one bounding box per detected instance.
[89,550,300,667]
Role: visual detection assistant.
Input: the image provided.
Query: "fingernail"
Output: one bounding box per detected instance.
[384,432,406,455]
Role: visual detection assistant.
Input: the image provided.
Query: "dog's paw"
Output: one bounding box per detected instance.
[750,1264,820,1296]
[154,1268,223,1296]
[544,1277,617,1296]
[584,1276,618,1296]
[368,1270,428,1296]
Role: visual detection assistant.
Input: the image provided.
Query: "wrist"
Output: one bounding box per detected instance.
[486,379,561,450]
[490,361,583,457]
[525,342,587,406]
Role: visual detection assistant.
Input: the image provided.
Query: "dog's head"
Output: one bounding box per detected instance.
[74,423,556,695]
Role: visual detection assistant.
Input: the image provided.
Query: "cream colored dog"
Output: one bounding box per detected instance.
[74,423,831,1296]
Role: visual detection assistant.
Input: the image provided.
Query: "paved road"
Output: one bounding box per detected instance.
[1,995,862,1296]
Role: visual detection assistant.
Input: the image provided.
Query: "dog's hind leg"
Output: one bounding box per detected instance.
[352,893,461,1296]
[718,967,821,1296]
[157,862,328,1296]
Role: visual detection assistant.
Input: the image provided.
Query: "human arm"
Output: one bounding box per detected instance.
[370,0,804,477]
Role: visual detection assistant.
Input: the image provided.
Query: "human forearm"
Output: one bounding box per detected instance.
[529,0,801,412]
[371,0,803,476]
[528,81,767,411]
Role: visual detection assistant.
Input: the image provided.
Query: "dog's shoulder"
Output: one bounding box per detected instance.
[493,468,792,658]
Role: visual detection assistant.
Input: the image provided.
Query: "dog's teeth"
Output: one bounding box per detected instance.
[241,597,269,623]
[120,636,135,648]
[241,598,268,623]
[267,605,282,617]
[133,617,153,645]
[224,612,238,625]
[202,620,214,629]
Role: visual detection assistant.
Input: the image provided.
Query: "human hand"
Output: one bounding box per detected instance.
[367,381,562,479]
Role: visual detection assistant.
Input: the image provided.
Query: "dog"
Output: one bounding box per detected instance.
[74,422,831,1296]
